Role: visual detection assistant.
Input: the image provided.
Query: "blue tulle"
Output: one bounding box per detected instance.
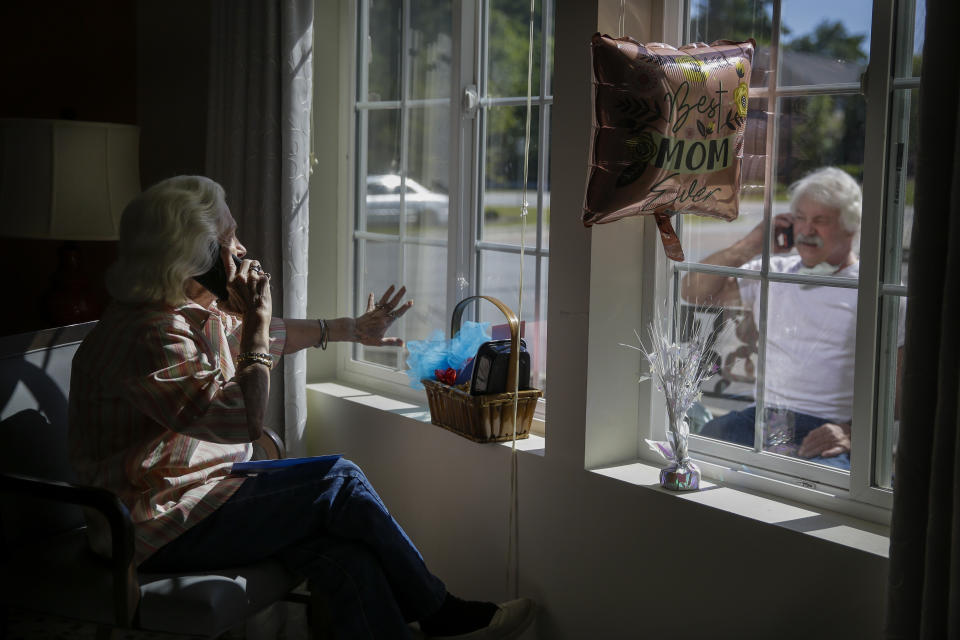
[405,321,491,389]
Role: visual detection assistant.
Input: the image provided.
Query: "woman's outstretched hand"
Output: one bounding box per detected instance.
[354,285,413,347]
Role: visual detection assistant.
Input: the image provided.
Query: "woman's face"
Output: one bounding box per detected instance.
[221,207,247,258]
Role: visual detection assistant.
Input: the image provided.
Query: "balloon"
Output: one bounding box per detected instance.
[583,34,757,261]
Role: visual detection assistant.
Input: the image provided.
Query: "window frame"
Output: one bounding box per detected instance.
[632,0,917,520]
[336,0,554,424]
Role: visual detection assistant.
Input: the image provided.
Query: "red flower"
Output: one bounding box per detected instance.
[434,367,458,385]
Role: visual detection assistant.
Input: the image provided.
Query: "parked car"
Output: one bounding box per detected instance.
[365,174,449,227]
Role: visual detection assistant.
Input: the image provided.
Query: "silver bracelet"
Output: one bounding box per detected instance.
[315,318,329,350]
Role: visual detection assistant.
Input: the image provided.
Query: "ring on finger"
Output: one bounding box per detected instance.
[251,264,263,274]
[389,310,400,319]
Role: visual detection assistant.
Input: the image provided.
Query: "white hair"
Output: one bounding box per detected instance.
[106,175,231,305]
[788,166,862,233]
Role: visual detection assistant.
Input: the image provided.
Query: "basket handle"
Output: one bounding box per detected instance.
[451,295,520,393]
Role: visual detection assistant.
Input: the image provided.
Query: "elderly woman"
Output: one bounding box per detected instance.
[68,176,533,639]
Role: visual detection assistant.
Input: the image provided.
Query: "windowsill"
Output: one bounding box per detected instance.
[307,381,546,455]
[592,461,891,558]
[307,380,887,558]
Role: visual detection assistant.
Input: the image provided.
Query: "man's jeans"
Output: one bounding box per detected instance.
[699,406,851,470]
[140,458,446,638]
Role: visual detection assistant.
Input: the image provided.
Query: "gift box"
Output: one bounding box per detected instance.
[422,296,542,443]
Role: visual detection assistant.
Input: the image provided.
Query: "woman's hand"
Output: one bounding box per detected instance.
[354,285,413,347]
[219,246,272,321]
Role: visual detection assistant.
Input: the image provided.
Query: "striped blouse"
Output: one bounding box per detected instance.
[68,301,286,565]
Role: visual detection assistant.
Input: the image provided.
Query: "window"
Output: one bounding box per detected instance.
[346,0,554,408]
[645,0,922,514]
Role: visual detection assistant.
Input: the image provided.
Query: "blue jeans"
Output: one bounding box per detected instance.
[140,458,446,638]
[699,406,851,470]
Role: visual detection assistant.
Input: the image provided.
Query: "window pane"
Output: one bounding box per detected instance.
[875,295,906,489]
[406,105,451,239]
[481,105,543,246]
[686,276,858,473]
[476,252,545,393]
[680,96,767,265]
[895,0,924,77]
[780,0,871,87]
[363,109,402,235]
[776,95,865,193]
[355,239,402,368]
[410,1,452,100]
[760,280,857,469]
[487,0,544,98]
[366,0,402,102]
[688,0,773,89]
[402,242,448,350]
[884,89,918,287]
[679,279,757,436]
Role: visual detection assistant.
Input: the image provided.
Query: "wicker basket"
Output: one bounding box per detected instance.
[423,295,542,443]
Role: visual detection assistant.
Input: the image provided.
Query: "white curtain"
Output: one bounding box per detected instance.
[206,0,313,455]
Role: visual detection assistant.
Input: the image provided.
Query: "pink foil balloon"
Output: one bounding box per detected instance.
[583,34,756,261]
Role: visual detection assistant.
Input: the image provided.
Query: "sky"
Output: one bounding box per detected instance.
[781,0,926,54]
[781,0,873,43]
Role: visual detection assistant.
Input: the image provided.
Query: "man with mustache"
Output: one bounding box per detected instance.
[680,167,903,469]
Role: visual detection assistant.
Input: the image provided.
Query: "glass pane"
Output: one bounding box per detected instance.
[884,89,918,287]
[487,0,544,98]
[355,239,402,368]
[679,277,757,437]
[875,295,906,489]
[760,280,857,469]
[688,0,774,89]
[366,0,402,102]
[680,96,767,265]
[476,251,542,390]
[535,256,548,393]
[481,105,543,246]
[405,106,451,239]
[895,0,924,77]
[410,1,453,100]
[780,0,871,87]
[402,242,448,356]
[776,95,865,194]
[688,276,858,474]
[363,109,402,235]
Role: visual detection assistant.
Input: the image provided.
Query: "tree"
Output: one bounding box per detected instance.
[689,0,778,47]
[787,20,867,63]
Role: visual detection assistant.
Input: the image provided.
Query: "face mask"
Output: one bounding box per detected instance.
[797,262,840,276]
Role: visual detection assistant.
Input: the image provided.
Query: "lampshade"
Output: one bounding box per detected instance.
[0,118,141,241]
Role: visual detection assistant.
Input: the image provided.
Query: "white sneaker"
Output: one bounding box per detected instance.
[424,598,535,640]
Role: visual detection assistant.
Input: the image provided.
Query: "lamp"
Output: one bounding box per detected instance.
[0,118,141,325]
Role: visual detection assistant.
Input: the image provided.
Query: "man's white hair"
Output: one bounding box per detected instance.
[788,166,862,233]
[106,175,231,305]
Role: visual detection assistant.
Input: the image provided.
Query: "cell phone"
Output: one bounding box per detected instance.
[193,245,244,301]
[775,224,794,251]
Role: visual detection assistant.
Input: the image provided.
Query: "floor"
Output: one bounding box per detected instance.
[2,603,310,640]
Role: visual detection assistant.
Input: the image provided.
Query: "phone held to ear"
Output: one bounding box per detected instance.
[775,224,794,251]
[193,245,245,301]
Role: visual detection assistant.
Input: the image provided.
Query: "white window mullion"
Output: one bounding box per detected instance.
[849,0,896,508]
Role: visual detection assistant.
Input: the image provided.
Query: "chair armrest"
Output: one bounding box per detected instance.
[0,472,139,627]
[254,427,286,460]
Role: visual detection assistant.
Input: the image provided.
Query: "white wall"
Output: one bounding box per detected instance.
[306,2,888,638]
